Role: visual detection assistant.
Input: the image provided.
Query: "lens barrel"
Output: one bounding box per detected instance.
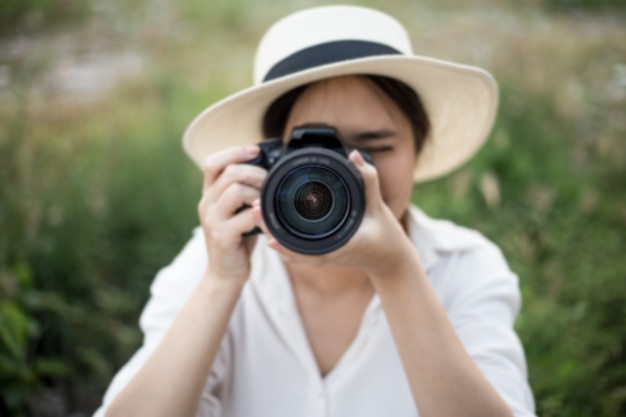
[294,181,333,221]
[261,147,365,255]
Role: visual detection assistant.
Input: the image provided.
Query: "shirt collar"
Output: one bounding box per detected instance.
[406,205,439,273]
[407,204,485,271]
[249,204,482,319]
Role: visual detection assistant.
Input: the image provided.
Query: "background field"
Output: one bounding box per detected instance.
[1,0,625,416]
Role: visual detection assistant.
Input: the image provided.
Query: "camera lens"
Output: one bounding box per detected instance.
[294,182,333,220]
[275,165,349,239]
[260,145,365,255]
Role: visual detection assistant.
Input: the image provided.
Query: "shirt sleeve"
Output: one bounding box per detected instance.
[92,227,228,417]
[440,236,536,417]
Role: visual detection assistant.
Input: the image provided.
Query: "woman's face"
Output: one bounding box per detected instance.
[283,75,417,221]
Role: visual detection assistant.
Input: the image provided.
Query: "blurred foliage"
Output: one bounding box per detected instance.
[0,71,202,415]
[542,0,626,14]
[0,0,94,36]
[0,0,625,416]
[416,83,626,416]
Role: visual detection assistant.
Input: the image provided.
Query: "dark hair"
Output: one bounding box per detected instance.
[262,75,430,155]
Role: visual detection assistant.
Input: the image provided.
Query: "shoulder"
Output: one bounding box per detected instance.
[407,205,505,269]
[407,205,520,313]
[139,227,208,332]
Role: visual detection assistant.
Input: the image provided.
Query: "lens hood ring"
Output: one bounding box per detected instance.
[261,147,365,255]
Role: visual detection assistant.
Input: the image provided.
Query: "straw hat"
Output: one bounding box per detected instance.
[182,5,498,182]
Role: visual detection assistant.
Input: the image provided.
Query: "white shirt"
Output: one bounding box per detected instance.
[94,205,536,417]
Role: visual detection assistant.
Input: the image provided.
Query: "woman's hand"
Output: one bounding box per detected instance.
[252,150,414,279]
[198,145,267,283]
[106,145,266,417]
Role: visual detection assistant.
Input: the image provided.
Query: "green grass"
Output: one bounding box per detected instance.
[1,0,625,415]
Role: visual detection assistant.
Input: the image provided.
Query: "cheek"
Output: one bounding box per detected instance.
[374,153,416,217]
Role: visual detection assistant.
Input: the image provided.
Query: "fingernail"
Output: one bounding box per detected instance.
[351,149,365,166]
[246,145,259,155]
[268,239,280,250]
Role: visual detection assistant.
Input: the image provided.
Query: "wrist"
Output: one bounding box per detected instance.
[364,236,422,286]
[201,269,247,297]
[359,208,412,276]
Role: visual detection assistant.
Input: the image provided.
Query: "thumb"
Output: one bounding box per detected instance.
[349,150,382,207]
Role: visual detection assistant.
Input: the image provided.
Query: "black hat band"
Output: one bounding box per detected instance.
[263,40,402,82]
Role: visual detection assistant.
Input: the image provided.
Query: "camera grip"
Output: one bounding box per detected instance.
[237,138,282,237]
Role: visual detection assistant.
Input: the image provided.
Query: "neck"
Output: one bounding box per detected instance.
[286,262,373,297]
[284,207,412,296]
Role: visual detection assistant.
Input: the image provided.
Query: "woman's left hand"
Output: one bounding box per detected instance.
[252,150,415,278]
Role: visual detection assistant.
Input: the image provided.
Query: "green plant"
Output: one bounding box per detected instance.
[0,0,93,35]
[1,0,625,415]
[414,82,626,417]
[0,72,203,415]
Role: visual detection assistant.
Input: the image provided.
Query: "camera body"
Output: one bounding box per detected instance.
[246,126,366,255]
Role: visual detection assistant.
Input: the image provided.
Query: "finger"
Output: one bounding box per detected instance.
[207,163,266,200]
[213,183,261,221]
[203,145,260,191]
[200,183,260,227]
[202,194,260,247]
[251,199,272,237]
[226,203,260,237]
[349,150,382,206]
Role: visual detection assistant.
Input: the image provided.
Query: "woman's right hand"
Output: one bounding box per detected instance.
[198,145,267,284]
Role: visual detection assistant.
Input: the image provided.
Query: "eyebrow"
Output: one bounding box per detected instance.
[351,130,396,141]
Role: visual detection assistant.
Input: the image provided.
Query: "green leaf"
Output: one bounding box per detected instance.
[34,357,70,377]
[0,302,30,360]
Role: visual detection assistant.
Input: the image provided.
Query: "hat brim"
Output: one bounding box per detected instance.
[182,55,498,183]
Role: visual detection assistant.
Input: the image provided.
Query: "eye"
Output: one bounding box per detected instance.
[362,146,393,154]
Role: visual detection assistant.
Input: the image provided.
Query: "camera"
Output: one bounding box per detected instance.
[245,125,367,255]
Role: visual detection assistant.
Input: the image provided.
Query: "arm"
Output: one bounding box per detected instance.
[350,194,515,417]
[104,276,244,417]
[368,239,516,417]
[259,151,525,417]
[104,146,266,417]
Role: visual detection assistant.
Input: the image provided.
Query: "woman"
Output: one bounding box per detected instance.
[96,5,535,417]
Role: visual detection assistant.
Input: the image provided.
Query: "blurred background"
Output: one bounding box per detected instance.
[0,0,624,416]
